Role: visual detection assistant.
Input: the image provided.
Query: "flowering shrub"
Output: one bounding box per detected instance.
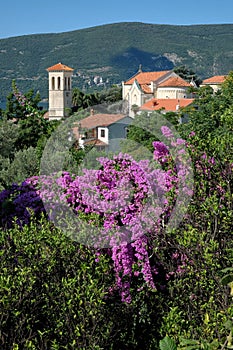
[12,81,42,119]
[0,126,195,302]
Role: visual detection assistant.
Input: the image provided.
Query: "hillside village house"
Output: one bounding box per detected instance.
[200,75,227,92]
[122,67,196,117]
[72,110,132,151]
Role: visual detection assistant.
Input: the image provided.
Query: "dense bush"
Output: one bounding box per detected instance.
[0,217,112,349]
[0,216,169,349]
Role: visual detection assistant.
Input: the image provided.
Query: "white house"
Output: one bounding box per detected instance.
[200,75,226,93]
[73,109,133,151]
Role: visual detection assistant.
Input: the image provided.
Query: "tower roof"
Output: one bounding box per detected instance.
[47,62,74,72]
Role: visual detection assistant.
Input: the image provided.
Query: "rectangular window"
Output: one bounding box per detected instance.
[100,129,105,138]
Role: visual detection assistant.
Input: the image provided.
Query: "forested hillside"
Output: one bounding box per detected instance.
[1,22,233,100]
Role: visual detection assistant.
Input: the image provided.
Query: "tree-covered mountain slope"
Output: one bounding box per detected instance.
[0,22,233,100]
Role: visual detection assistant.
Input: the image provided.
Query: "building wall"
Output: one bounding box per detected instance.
[123,82,151,117]
[200,83,221,93]
[48,71,73,120]
[97,127,109,144]
[156,87,188,99]
[122,83,131,100]
[108,116,133,139]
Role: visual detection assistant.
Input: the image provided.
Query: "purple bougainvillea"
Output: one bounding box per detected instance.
[0,127,195,302]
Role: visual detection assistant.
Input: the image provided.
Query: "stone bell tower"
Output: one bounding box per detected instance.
[47,62,74,120]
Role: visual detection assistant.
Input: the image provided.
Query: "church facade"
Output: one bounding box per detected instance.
[122,67,195,117]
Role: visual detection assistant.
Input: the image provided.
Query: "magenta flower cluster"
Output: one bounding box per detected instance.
[0,127,194,302]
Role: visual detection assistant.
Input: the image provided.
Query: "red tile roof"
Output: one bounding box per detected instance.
[158,76,191,87]
[84,139,107,146]
[124,70,171,85]
[140,98,194,112]
[141,83,153,93]
[202,75,226,84]
[75,113,127,129]
[47,62,74,72]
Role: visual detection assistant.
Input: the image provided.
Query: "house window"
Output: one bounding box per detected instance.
[100,129,105,138]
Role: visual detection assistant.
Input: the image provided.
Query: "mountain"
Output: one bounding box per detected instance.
[0,22,233,101]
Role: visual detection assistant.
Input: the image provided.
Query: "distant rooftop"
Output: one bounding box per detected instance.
[202,75,226,84]
[124,70,171,85]
[140,98,194,112]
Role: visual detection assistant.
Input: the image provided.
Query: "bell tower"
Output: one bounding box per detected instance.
[47,62,74,120]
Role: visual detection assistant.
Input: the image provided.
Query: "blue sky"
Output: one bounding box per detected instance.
[0,0,233,39]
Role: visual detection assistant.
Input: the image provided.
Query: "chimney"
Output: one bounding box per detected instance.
[90,108,94,116]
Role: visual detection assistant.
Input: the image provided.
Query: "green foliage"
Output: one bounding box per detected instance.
[173,65,202,86]
[72,85,122,114]
[179,71,233,159]
[15,115,52,150]
[159,336,177,350]
[0,118,19,159]
[72,88,100,112]
[0,216,113,349]
[3,147,39,186]
[98,85,122,103]
[0,216,166,350]
[121,110,179,159]
[4,82,41,121]
[178,337,220,350]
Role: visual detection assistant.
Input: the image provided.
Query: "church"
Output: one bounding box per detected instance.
[122,66,195,117]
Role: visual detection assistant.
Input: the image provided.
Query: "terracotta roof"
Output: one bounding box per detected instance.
[140,98,195,112]
[84,139,107,146]
[77,113,127,129]
[202,75,226,84]
[141,83,153,93]
[158,76,191,87]
[47,62,74,72]
[124,70,171,85]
